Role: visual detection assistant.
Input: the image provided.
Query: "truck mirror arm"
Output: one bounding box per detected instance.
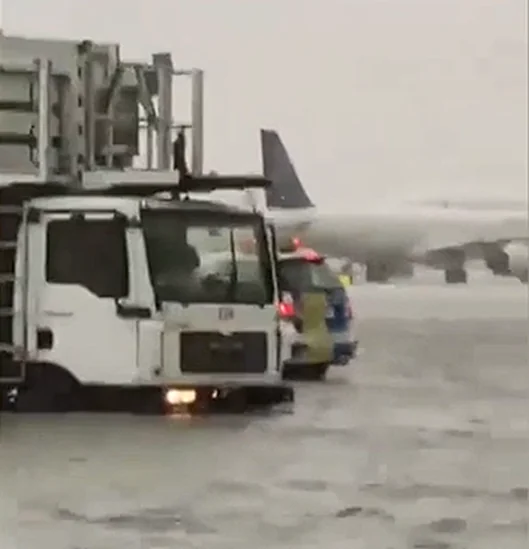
[115,299,151,319]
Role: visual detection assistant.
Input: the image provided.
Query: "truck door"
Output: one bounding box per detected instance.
[34,211,144,385]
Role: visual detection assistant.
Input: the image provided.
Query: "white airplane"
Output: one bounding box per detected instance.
[260,129,528,284]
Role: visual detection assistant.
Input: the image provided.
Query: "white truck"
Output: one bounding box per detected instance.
[0,33,293,413]
[0,177,293,413]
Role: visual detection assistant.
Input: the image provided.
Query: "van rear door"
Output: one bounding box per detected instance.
[279,256,350,333]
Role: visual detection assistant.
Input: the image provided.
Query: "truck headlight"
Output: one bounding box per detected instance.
[165,389,197,405]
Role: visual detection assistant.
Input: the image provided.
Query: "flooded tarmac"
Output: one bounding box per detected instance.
[1,275,528,548]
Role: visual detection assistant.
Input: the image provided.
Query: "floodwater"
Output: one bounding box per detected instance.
[1,272,528,548]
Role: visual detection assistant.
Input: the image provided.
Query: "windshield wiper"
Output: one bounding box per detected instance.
[227,229,238,302]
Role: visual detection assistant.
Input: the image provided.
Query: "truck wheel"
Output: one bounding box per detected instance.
[0,388,16,411]
[215,387,249,413]
[282,363,329,381]
[245,385,294,412]
[15,364,80,413]
[313,364,330,381]
[15,386,58,413]
[133,390,165,415]
[300,363,329,381]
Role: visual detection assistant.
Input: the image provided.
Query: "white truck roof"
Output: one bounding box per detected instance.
[27,194,261,216]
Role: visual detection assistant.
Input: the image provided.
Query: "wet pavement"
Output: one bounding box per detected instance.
[1,275,528,548]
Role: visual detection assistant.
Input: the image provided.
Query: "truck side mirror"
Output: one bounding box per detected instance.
[115,298,151,319]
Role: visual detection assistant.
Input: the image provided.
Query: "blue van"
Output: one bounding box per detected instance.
[278,247,358,380]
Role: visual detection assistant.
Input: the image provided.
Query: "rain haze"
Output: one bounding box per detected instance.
[1,0,527,211]
[1,4,529,546]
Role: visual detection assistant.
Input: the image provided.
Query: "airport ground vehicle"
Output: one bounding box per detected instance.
[276,242,358,380]
[0,178,293,413]
[0,34,293,413]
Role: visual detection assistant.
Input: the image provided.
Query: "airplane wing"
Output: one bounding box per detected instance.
[412,210,528,264]
[414,236,529,267]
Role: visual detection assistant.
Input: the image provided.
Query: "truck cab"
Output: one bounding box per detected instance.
[1,182,292,412]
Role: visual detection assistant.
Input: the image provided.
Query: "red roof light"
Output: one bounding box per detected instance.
[300,248,320,261]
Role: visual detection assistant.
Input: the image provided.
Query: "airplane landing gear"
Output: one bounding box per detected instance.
[365,261,391,283]
[444,268,468,284]
[444,250,468,284]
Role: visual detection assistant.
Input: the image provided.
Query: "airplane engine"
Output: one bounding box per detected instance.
[484,244,511,276]
[504,242,529,283]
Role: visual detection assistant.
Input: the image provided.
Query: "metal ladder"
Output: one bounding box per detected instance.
[0,201,26,384]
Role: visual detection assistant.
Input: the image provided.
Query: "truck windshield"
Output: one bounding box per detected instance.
[141,209,274,305]
[279,257,342,292]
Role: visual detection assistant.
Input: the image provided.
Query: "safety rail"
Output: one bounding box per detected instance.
[0,34,205,187]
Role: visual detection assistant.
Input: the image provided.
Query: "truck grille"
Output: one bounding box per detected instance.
[180,332,267,374]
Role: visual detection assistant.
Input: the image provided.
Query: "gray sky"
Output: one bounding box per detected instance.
[2,0,527,211]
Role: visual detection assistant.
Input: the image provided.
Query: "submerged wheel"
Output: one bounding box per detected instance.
[244,385,294,411]
[218,387,249,413]
[15,384,79,413]
[283,363,329,381]
[14,363,80,413]
[0,388,17,411]
[132,389,166,415]
[312,364,330,381]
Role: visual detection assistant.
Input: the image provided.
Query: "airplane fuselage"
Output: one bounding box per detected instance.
[259,127,528,282]
[267,206,528,267]
[265,206,316,242]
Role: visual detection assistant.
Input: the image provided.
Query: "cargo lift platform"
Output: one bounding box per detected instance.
[0,33,205,186]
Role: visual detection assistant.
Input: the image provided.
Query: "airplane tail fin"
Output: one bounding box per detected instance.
[260,129,315,210]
